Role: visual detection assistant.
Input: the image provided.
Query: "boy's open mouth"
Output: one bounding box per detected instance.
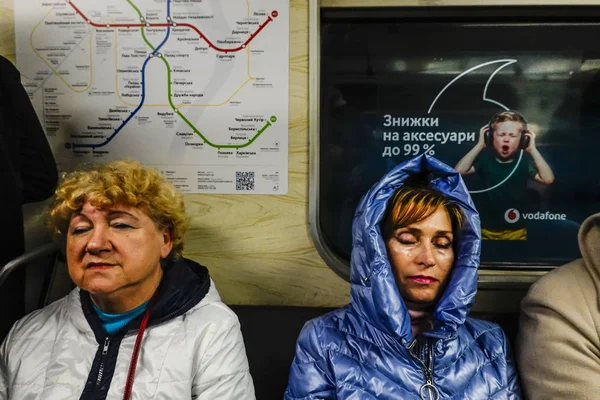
[502,145,509,152]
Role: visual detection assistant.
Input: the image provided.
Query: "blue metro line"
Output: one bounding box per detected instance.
[71,0,172,150]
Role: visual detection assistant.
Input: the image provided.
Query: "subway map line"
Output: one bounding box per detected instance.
[65,0,278,150]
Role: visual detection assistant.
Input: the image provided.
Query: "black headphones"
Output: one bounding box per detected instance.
[484,110,530,150]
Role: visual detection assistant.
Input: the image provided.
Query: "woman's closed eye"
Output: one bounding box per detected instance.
[111,222,134,230]
[396,232,417,245]
[434,237,453,249]
[71,226,90,235]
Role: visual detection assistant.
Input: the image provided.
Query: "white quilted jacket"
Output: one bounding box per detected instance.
[0,259,255,400]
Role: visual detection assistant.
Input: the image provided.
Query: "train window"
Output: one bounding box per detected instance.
[310,5,600,281]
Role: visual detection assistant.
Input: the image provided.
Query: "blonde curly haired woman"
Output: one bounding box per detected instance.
[0,159,255,400]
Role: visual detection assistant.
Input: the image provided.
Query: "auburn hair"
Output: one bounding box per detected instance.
[382,185,463,239]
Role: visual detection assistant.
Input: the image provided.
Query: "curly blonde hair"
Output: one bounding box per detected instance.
[50,159,188,260]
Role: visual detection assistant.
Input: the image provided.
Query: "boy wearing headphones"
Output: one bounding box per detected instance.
[455,110,555,240]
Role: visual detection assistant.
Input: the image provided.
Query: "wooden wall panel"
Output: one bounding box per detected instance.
[0,0,14,61]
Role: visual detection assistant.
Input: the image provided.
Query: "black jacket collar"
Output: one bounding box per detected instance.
[80,257,211,342]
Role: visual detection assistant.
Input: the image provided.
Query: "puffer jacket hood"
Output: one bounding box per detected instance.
[350,154,481,344]
[285,155,521,399]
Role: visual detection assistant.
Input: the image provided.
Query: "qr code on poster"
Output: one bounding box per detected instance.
[236,171,255,191]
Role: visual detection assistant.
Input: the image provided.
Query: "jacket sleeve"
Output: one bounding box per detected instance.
[517,264,600,400]
[0,57,57,203]
[191,309,255,400]
[492,327,522,399]
[0,327,11,400]
[284,321,336,400]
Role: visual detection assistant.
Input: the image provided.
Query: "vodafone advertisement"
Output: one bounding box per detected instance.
[319,17,600,267]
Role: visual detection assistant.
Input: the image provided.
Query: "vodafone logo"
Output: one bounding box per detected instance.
[504,208,568,223]
[504,208,520,224]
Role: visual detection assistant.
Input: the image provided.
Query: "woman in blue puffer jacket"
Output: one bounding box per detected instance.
[285,155,521,399]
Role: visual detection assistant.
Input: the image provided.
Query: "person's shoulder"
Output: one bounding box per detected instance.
[5,290,74,348]
[461,317,510,357]
[463,317,506,341]
[519,258,600,348]
[0,56,19,80]
[172,284,247,353]
[309,305,355,330]
[296,307,350,340]
[318,305,350,323]
[290,307,352,363]
[520,259,598,329]
[0,56,12,70]
[535,258,587,285]
[185,280,239,326]
[296,305,383,354]
[525,259,589,305]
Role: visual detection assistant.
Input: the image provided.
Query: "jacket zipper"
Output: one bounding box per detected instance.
[408,339,440,400]
[96,337,110,388]
[92,310,172,391]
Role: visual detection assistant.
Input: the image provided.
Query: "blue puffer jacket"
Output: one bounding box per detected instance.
[285,155,521,399]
